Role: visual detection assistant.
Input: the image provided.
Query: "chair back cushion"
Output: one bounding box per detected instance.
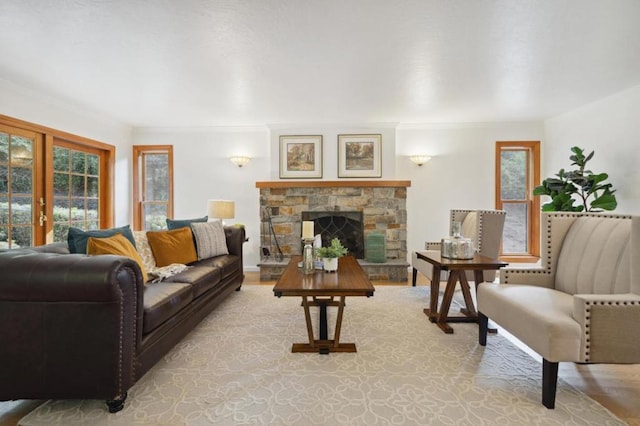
[460,212,477,239]
[555,216,631,295]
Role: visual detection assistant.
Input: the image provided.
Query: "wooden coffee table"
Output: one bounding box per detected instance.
[273,255,375,354]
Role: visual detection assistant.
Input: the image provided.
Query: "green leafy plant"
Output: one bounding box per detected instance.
[315,237,348,258]
[533,146,617,212]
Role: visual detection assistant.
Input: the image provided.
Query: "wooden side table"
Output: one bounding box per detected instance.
[415,251,507,334]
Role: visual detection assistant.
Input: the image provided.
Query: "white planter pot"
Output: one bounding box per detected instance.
[322,257,338,272]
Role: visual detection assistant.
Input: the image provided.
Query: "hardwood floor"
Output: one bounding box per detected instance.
[2,271,638,425]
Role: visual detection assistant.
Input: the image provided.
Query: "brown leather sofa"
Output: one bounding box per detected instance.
[0,226,245,413]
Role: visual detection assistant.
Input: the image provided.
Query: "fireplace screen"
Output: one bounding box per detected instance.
[301,211,364,259]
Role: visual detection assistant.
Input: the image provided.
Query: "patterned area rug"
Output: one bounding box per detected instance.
[19,285,623,425]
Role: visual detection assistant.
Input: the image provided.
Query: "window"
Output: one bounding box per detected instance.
[495,141,540,262]
[133,145,173,230]
[0,115,115,248]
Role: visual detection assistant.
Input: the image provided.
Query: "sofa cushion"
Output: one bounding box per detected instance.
[194,255,241,279]
[67,225,136,254]
[87,233,149,283]
[147,227,198,267]
[166,216,208,230]
[190,221,229,260]
[143,282,193,334]
[478,283,581,362]
[165,266,222,298]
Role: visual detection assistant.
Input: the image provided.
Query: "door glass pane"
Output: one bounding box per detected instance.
[0,196,7,248]
[11,167,32,194]
[503,203,528,253]
[71,197,86,221]
[71,175,85,197]
[53,222,69,243]
[10,196,31,224]
[87,176,99,197]
[0,165,7,193]
[10,136,33,167]
[12,225,31,248]
[54,172,69,195]
[72,151,85,173]
[144,203,168,230]
[87,198,98,220]
[500,150,526,200]
[54,197,70,221]
[87,154,99,175]
[0,226,8,249]
[0,132,8,162]
[53,146,69,171]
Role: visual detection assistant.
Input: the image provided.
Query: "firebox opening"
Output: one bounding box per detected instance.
[301,211,364,259]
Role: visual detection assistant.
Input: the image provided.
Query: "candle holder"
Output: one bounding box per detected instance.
[302,238,315,275]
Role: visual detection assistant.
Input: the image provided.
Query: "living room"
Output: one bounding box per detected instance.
[1,1,640,424]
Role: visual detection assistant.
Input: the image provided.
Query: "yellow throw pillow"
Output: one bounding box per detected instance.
[146,227,198,267]
[87,233,149,283]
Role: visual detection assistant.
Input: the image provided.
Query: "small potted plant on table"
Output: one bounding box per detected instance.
[315,238,348,272]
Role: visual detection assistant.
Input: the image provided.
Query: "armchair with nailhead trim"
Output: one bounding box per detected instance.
[477,212,640,409]
[411,209,506,286]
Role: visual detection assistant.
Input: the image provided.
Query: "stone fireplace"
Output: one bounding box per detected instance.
[256,180,410,281]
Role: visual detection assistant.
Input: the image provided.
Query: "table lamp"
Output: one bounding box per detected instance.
[207,200,235,225]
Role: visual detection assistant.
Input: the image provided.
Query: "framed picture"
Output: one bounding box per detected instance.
[279,135,323,179]
[338,134,382,178]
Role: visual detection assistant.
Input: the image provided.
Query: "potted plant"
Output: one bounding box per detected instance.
[315,238,348,272]
[533,146,617,212]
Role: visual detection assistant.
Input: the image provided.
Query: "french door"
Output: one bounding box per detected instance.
[0,124,44,248]
[0,115,115,249]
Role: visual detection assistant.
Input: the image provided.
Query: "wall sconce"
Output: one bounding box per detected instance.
[207,199,235,224]
[229,156,251,168]
[409,155,432,166]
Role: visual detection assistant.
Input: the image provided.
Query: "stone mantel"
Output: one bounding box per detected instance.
[256,180,411,189]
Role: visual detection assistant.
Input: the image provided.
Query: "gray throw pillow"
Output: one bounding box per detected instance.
[190,221,229,260]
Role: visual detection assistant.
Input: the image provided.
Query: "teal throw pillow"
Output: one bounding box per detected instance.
[166,216,208,230]
[68,225,136,254]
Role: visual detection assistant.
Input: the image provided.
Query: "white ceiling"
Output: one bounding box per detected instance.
[1,0,640,128]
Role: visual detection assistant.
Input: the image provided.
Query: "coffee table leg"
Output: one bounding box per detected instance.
[301,296,315,347]
[333,296,346,348]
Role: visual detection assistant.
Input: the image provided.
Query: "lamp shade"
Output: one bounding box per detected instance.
[229,156,251,167]
[207,200,235,219]
[409,155,432,166]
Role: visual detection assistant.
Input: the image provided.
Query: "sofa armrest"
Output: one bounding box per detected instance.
[224,225,246,257]
[0,250,142,400]
[573,293,640,363]
[500,267,554,288]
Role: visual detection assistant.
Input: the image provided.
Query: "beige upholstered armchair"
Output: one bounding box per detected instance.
[411,209,506,286]
[478,212,640,409]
